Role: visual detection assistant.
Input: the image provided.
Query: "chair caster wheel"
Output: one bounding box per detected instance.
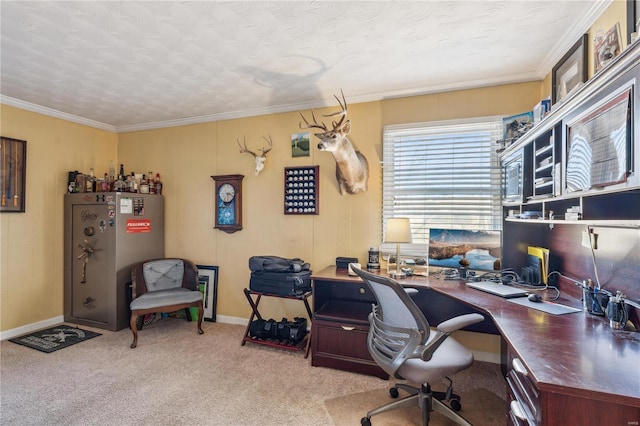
[389,387,399,398]
[361,417,371,426]
[450,398,461,412]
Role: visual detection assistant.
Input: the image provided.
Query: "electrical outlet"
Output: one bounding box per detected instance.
[581,230,598,249]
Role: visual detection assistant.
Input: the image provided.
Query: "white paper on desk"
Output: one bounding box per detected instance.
[507,298,581,315]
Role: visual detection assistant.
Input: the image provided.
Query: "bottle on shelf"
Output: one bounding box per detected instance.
[113,174,126,192]
[100,173,110,192]
[139,174,150,194]
[86,168,95,193]
[154,173,163,195]
[108,161,116,183]
[148,170,155,194]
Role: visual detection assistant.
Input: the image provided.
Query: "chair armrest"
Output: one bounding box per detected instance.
[436,313,484,333]
[418,313,484,361]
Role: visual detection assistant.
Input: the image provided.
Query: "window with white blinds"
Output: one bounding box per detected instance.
[382,117,503,257]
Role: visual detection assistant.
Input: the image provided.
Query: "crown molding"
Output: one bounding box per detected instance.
[2,68,541,134]
[0,96,117,133]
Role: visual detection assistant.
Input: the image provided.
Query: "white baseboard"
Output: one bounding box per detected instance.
[0,316,65,341]
[215,314,249,326]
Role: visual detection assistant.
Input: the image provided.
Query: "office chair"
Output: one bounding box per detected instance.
[352,267,484,426]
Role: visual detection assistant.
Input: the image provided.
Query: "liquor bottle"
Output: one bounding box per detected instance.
[148,170,155,194]
[119,164,125,178]
[139,174,150,194]
[113,174,126,192]
[109,161,116,182]
[154,173,163,195]
[86,168,95,192]
[100,173,110,192]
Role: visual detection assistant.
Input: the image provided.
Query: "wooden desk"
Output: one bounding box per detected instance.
[311,266,640,426]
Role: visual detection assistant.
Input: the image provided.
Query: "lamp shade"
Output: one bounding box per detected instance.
[384,218,412,243]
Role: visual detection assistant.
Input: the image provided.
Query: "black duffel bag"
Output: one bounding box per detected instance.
[249,255,310,273]
[249,317,308,343]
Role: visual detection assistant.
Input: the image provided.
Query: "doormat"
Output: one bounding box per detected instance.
[9,325,101,353]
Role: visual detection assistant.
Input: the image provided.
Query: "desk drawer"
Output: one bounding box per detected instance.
[506,348,540,425]
[311,318,387,379]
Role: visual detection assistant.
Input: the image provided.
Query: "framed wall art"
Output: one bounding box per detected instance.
[284,165,318,215]
[291,132,310,157]
[594,23,622,73]
[552,34,588,105]
[196,265,218,322]
[627,0,640,44]
[0,137,26,213]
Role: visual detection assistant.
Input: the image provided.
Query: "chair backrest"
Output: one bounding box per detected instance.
[352,267,431,378]
[131,258,199,298]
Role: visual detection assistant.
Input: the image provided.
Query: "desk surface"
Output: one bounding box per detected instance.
[312,266,640,408]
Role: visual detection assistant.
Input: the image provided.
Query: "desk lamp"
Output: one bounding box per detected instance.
[384,217,412,278]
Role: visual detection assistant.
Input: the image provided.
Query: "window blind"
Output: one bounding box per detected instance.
[382,117,503,257]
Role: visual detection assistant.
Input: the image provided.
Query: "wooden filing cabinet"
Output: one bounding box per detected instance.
[311,272,388,379]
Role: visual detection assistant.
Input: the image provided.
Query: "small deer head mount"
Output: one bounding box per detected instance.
[299,90,369,195]
[237,136,273,176]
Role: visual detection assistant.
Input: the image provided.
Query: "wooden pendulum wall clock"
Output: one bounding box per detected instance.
[211,174,244,233]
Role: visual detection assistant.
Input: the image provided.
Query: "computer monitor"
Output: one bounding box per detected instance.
[428,228,501,271]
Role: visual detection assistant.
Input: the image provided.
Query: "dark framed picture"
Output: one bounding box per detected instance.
[0,137,27,213]
[552,34,588,105]
[627,0,640,44]
[196,265,218,322]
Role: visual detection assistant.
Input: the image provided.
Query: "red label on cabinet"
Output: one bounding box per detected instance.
[126,219,151,233]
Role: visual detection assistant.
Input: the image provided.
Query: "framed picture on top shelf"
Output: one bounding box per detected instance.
[594,23,622,73]
[0,137,26,213]
[552,34,588,105]
[627,0,640,44]
[284,165,319,215]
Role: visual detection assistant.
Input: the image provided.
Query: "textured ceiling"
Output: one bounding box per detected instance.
[0,1,606,132]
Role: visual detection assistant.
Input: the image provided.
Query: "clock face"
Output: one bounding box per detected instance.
[219,183,235,203]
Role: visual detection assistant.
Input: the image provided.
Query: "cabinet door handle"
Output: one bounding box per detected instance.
[510,400,527,421]
[341,326,355,331]
[512,357,528,376]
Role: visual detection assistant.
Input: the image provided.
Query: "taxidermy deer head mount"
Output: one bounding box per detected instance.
[299,90,369,195]
[237,136,273,176]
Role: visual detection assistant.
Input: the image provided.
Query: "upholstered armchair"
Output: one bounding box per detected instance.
[129,258,204,348]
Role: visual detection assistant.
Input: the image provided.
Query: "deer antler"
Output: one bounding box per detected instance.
[299,89,348,131]
[260,136,273,156]
[324,89,348,129]
[299,109,328,131]
[237,137,257,157]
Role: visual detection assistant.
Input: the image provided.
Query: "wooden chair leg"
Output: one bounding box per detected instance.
[130,312,139,349]
[197,301,204,335]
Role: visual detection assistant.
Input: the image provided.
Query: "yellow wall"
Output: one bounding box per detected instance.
[1,82,540,334]
[0,105,118,331]
[1,0,629,343]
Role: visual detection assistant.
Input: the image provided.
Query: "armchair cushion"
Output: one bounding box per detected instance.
[130,287,203,310]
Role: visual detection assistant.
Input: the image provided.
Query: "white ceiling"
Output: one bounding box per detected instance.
[0,1,608,133]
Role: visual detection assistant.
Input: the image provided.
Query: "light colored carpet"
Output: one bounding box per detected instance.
[325,386,506,426]
[1,319,505,425]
